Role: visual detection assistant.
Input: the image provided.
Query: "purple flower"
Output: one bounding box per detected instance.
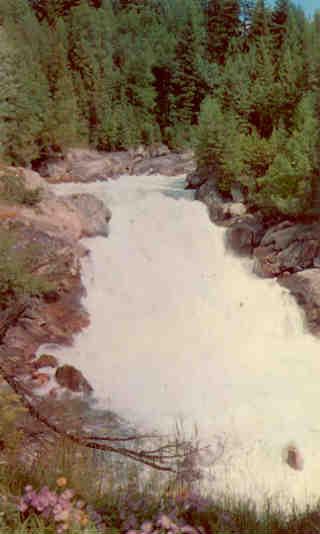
[18,500,28,513]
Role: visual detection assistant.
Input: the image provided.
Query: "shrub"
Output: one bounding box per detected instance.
[0,229,53,305]
[0,172,42,207]
[195,97,244,194]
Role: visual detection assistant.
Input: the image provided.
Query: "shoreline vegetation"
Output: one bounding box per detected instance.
[2,0,320,531]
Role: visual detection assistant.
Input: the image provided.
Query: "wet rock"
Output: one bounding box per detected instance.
[253,222,320,277]
[34,354,58,370]
[279,268,320,334]
[62,193,111,238]
[55,365,93,395]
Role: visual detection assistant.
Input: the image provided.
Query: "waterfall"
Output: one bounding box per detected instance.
[40,173,320,510]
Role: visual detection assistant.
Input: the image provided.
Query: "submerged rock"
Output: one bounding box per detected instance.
[55,365,93,395]
[279,268,320,334]
[284,443,304,471]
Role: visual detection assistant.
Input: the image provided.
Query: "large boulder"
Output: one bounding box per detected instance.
[253,222,320,277]
[279,268,320,333]
[62,193,111,238]
[55,365,93,395]
[226,214,264,256]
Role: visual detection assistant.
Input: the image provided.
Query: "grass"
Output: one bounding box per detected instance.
[1,386,320,533]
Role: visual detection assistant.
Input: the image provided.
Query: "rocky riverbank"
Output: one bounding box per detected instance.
[186,171,320,336]
[34,146,196,183]
[0,165,111,407]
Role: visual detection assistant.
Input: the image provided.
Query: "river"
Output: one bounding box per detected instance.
[40,173,320,510]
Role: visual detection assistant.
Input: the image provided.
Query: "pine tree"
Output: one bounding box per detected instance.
[249,0,270,41]
[67,0,116,146]
[168,0,207,145]
[256,94,317,215]
[271,0,289,59]
[42,19,79,152]
[247,38,276,137]
[206,0,241,65]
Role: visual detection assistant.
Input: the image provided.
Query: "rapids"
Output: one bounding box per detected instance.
[40,173,320,509]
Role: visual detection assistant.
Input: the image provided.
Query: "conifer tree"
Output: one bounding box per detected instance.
[206,0,241,64]
[257,94,317,215]
[249,0,270,41]
[0,1,50,164]
[168,0,207,145]
[271,0,289,59]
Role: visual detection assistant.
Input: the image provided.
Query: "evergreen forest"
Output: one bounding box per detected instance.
[1,0,320,216]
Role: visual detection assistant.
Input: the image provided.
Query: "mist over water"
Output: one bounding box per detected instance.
[43,174,320,509]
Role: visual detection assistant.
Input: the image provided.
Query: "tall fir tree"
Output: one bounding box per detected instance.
[206,0,241,65]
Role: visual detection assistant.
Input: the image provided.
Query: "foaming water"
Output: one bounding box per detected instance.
[41,174,320,509]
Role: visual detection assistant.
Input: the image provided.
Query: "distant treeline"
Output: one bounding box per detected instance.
[1,0,320,215]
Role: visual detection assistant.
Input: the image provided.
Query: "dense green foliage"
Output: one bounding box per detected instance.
[1,0,320,215]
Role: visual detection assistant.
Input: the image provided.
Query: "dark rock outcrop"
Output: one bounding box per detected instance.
[253,222,320,277]
[55,364,93,395]
[226,215,264,256]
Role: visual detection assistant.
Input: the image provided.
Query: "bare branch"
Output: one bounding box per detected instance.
[0,299,197,473]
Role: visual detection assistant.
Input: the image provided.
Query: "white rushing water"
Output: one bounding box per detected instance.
[41,173,320,509]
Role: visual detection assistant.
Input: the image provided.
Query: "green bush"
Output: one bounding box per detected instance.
[0,229,53,305]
